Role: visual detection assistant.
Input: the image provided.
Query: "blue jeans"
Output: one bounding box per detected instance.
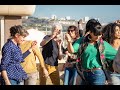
[1,79,22,85]
[82,69,106,85]
[110,73,120,85]
[10,79,21,85]
[64,67,78,85]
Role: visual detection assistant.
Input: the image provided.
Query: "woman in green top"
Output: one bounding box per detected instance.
[102,22,120,85]
[65,19,117,85]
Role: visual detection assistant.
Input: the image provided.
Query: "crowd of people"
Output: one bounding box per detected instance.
[0,18,120,85]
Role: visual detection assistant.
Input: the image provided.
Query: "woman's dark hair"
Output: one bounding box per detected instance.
[10,25,29,37]
[78,19,103,61]
[85,19,103,36]
[102,23,120,44]
[67,25,79,37]
[67,25,78,32]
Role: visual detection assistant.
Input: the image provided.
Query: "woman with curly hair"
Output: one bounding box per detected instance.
[102,22,120,85]
[0,25,36,85]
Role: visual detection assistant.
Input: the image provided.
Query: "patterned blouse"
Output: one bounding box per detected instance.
[0,39,31,82]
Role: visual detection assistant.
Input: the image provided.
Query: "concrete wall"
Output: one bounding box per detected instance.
[0,5,36,42]
[4,16,22,43]
[0,5,36,62]
[0,5,36,16]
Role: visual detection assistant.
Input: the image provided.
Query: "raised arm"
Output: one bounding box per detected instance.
[56,39,63,60]
[40,31,58,47]
[22,41,37,59]
[65,33,74,53]
[40,36,53,47]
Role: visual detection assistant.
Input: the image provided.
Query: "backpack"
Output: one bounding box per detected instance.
[113,46,120,73]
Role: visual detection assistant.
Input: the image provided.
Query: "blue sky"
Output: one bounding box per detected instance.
[33,5,120,23]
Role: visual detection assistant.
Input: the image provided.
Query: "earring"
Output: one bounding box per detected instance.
[88,35,91,40]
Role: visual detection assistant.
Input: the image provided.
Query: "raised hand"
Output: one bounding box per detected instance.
[29,41,37,52]
[31,41,37,48]
[51,31,58,39]
[56,39,62,46]
[65,33,72,42]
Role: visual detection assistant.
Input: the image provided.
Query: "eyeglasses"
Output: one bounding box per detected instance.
[68,29,75,32]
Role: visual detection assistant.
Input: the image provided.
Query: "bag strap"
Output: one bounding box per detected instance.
[97,38,109,80]
[97,38,106,67]
[75,36,88,81]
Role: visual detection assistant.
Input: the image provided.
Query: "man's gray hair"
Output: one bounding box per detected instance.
[52,23,63,32]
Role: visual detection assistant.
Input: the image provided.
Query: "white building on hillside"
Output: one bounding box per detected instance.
[83,16,90,23]
[51,14,57,20]
[65,16,71,20]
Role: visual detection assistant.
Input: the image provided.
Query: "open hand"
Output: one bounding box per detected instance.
[65,33,72,42]
[51,31,58,39]
[31,41,37,48]
[56,39,62,46]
